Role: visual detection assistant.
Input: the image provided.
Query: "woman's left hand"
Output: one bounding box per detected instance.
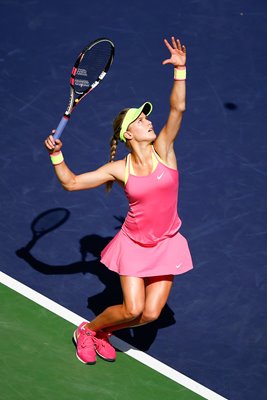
[162,36,186,67]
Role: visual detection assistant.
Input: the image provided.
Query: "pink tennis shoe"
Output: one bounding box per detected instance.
[73,322,97,364]
[73,322,116,364]
[95,331,116,362]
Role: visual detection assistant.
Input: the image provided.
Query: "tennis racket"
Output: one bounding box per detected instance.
[53,38,115,140]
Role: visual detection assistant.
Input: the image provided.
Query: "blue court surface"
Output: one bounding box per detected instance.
[0,1,266,399]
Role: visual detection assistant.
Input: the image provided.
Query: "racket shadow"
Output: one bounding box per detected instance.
[15,211,176,351]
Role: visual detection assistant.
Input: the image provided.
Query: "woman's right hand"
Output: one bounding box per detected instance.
[44,130,63,154]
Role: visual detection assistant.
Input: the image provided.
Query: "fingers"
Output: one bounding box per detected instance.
[172,36,178,49]
[175,38,186,53]
[44,131,62,153]
[44,135,55,150]
[162,58,171,65]
[164,36,186,53]
[163,38,173,52]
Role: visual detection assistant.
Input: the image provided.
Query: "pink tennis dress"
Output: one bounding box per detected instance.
[100,148,193,277]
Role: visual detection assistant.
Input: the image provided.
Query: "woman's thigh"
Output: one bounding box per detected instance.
[144,275,174,315]
[120,275,146,315]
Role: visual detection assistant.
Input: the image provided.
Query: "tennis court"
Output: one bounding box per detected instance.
[0,1,266,399]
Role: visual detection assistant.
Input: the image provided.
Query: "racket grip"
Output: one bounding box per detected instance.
[53,116,69,140]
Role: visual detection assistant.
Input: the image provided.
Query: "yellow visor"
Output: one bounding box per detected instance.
[119,102,153,142]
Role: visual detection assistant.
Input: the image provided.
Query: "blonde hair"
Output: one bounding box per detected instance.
[106,108,129,192]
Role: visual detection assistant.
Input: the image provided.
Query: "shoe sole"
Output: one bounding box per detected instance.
[95,348,116,362]
[94,337,116,362]
[73,330,96,365]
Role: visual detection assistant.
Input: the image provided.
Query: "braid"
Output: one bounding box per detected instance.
[109,135,118,162]
[106,108,129,193]
[106,134,118,192]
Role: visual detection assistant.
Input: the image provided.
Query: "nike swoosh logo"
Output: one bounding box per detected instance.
[157,172,164,180]
[176,263,182,269]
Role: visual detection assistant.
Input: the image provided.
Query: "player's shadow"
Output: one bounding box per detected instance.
[16,209,176,351]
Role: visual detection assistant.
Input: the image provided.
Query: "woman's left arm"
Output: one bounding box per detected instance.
[154,37,186,163]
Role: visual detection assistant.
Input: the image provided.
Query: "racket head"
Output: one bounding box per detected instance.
[31,208,70,237]
[71,38,115,96]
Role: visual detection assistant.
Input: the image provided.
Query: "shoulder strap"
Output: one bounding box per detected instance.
[152,145,168,167]
[124,154,131,185]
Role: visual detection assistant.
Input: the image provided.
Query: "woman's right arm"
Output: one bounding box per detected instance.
[44,134,124,191]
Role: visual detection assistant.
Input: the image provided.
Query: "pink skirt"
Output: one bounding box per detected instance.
[100,230,193,277]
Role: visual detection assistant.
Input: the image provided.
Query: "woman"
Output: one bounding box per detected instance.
[44,37,193,365]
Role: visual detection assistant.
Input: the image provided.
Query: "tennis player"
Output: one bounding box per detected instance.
[44,37,193,365]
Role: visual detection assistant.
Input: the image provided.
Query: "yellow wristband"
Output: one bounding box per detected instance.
[174,67,186,81]
[50,151,64,165]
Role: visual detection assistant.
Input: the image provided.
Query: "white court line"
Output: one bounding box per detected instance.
[0,271,227,400]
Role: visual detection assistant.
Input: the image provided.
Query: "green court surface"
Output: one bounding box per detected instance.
[0,283,205,400]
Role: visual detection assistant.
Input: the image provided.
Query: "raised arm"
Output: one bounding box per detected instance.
[154,37,186,164]
[44,134,124,191]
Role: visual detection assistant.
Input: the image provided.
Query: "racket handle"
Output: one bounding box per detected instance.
[53,116,69,140]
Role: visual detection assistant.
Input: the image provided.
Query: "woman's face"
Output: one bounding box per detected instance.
[127,113,156,143]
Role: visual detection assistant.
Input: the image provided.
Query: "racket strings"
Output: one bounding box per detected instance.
[74,41,113,94]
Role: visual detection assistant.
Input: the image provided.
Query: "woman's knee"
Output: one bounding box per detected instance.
[123,303,144,320]
[141,308,161,324]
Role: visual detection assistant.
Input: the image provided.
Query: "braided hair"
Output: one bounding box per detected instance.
[106,108,129,192]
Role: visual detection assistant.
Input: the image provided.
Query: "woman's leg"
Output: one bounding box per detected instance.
[74,275,173,364]
[106,275,174,333]
[86,275,146,332]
